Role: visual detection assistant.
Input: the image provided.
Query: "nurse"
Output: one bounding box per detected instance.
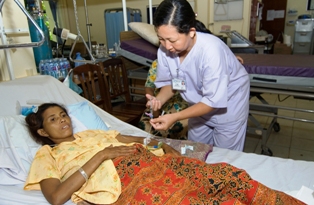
[147,0,250,151]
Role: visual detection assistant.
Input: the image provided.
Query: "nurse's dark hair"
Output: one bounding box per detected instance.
[153,0,212,34]
[25,103,68,146]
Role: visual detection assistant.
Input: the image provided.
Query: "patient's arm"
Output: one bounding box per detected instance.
[39,145,137,205]
[117,134,181,156]
[77,200,95,205]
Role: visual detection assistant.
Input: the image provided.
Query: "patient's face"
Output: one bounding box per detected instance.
[156,25,196,55]
[40,106,74,144]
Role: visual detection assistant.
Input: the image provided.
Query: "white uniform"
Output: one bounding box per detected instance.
[154,32,250,151]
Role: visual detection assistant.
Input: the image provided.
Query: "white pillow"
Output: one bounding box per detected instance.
[0,115,39,185]
[128,22,159,47]
[67,101,109,131]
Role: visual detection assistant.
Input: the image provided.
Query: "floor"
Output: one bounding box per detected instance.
[244,93,314,162]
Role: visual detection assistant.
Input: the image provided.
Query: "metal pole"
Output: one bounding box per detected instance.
[83,0,92,51]
[0,0,45,49]
[149,0,153,24]
[0,12,14,80]
[70,0,95,64]
[122,0,127,31]
[0,0,46,80]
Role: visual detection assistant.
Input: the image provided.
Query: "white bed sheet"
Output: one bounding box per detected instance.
[0,75,314,204]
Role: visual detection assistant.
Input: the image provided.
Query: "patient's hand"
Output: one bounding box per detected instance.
[77,200,95,205]
[101,145,137,160]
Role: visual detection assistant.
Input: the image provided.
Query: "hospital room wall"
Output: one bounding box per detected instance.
[1,0,307,82]
[0,0,36,82]
[196,0,253,37]
[63,0,181,47]
[62,0,253,47]
[59,0,313,49]
[284,0,312,40]
[0,0,253,82]
[0,0,75,82]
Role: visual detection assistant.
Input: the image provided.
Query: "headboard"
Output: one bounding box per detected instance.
[120,31,142,42]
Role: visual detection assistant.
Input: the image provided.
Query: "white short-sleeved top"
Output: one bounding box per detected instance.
[154,32,250,124]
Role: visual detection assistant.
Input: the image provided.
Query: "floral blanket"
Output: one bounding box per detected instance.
[111,145,304,205]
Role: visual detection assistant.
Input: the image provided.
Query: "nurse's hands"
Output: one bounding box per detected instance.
[146,94,162,111]
[149,113,177,131]
[146,93,179,131]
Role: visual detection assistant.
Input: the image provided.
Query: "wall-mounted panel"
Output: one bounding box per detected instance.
[214,0,244,21]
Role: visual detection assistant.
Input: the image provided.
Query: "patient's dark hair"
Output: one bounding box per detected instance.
[25,103,68,146]
[153,0,212,35]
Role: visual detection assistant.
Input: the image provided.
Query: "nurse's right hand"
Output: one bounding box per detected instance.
[149,114,174,131]
[146,94,162,111]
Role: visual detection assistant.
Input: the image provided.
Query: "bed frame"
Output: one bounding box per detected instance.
[239,54,314,155]
[119,31,158,99]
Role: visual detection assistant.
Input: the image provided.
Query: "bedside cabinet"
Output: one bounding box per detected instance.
[293,18,314,55]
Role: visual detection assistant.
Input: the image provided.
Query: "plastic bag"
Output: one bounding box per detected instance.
[63,69,83,95]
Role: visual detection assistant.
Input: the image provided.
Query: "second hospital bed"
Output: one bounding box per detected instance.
[239,54,314,155]
[118,30,314,155]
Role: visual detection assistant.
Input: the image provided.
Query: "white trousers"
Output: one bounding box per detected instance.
[188,117,247,151]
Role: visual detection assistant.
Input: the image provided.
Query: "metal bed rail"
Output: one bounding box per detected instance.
[0,0,45,80]
[0,0,45,50]
[248,83,314,156]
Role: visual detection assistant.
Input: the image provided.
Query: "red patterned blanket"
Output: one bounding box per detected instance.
[111,145,304,205]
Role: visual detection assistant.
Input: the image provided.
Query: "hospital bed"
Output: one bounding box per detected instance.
[0,70,314,205]
[239,54,314,155]
[119,30,314,155]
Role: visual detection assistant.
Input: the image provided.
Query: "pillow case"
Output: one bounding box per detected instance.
[128,22,159,47]
[0,115,40,185]
[67,101,109,131]
[17,100,109,133]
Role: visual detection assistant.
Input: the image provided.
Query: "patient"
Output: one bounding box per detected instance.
[24,103,304,205]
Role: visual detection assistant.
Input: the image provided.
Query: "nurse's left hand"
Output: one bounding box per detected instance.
[149,114,176,131]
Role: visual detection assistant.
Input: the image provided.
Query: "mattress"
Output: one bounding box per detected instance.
[121,38,314,80]
[120,38,158,61]
[120,38,314,99]
[119,38,158,67]
[239,54,314,96]
[1,75,314,204]
[239,54,314,77]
